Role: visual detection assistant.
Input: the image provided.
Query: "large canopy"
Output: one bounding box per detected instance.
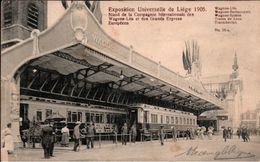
[2,2,224,116]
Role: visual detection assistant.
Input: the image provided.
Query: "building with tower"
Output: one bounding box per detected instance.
[1,0,47,49]
[200,54,243,131]
[240,101,260,132]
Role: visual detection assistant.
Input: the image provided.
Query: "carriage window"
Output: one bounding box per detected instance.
[67,111,72,122]
[180,117,182,125]
[96,113,100,123]
[111,114,115,123]
[72,112,77,122]
[143,111,148,123]
[90,113,95,123]
[106,114,110,123]
[171,117,174,124]
[193,119,195,125]
[184,118,186,125]
[160,115,163,124]
[122,114,127,123]
[114,114,118,123]
[100,113,104,123]
[187,118,189,125]
[151,114,158,123]
[78,112,82,122]
[46,109,52,118]
[166,116,170,124]
[85,112,90,123]
[27,3,39,29]
[36,111,42,121]
[175,117,178,124]
[190,119,192,125]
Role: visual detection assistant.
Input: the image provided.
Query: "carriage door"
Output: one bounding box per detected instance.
[129,109,137,126]
[20,103,29,130]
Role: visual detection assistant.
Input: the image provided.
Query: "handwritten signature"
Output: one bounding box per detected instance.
[175,145,255,160]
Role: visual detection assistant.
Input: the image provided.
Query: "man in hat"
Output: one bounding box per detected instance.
[130,124,137,143]
[121,123,128,145]
[159,125,165,146]
[171,126,177,142]
[49,121,57,157]
[86,121,95,149]
[73,121,81,151]
[41,121,54,159]
[223,126,228,142]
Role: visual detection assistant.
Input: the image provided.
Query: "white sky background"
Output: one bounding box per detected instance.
[48,1,260,112]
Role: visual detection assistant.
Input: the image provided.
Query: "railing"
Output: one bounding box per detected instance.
[76,132,182,148]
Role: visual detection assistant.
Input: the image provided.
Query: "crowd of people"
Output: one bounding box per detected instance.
[236,127,250,142]
[1,121,257,159]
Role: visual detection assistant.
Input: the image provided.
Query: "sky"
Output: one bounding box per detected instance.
[48,1,260,112]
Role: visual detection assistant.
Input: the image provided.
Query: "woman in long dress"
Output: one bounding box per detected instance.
[61,124,70,147]
[208,129,213,140]
[2,123,14,154]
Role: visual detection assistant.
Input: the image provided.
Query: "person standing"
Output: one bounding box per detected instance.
[2,123,14,154]
[49,122,57,157]
[171,126,177,142]
[185,128,191,140]
[21,129,29,148]
[208,129,213,140]
[241,127,247,142]
[223,127,228,142]
[113,125,118,144]
[230,128,233,139]
[159,125,165,146]
[73,121,81,151]
[41,122,53,159]
[29,121,37,148]
[121,123,128,145]
[190,128,195,140]
[86,122,95,149]
[237,128,241,139]
[245,127,250,142]
[130,124,137,143]
[227,127,232,139]
[61,124,70,147]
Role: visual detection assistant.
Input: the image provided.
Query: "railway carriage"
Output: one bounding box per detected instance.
[129,104,198,140]
[20,96,127,140]
[20,96,197,142]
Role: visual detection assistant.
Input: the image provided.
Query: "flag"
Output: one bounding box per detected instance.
[192,40,195,62]
[61,0,68,9]
[182,51,188,71]
[185,41,191,73]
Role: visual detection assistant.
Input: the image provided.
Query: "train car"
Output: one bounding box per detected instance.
[20,96,198,142]
[128,104,198,140]
[20,96,128,141]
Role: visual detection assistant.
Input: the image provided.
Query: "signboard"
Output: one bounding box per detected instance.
[94,123,114,133]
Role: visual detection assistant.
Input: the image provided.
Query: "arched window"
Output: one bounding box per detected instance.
[27,3,39,29]
[3,0,12,27]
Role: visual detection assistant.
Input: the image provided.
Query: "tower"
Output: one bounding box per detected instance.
[1,0,47,49]
[231,53,239,79]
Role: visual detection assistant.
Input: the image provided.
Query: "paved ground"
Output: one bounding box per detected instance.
[7,135,260,161]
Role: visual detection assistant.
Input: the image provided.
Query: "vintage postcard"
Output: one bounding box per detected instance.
[1,0,260,161]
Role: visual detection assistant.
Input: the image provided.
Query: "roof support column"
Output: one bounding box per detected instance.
[1,76,21,144]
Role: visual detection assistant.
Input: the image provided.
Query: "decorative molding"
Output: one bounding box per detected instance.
[70,1,88,43]
[30,29,40,56]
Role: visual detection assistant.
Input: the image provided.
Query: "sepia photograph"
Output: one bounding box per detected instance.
[1,0,260,161]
